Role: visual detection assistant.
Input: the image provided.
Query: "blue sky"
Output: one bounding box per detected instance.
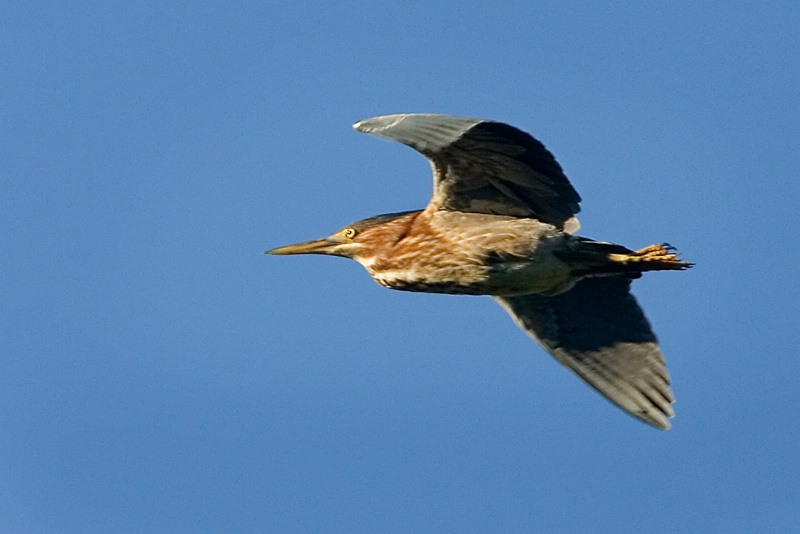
[3,2,799,532]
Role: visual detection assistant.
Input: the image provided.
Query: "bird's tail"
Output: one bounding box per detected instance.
[559,239,693,278]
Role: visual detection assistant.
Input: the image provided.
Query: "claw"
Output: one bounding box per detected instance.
[612,244,692,272]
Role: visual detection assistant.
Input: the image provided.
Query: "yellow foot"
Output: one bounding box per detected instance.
[609,243,693,271]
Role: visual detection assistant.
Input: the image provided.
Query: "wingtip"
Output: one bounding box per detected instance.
[649,413,673,430]
[352,113,490,155]
[353,114,407,133]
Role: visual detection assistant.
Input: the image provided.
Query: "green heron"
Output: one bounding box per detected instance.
[269,114,691,429]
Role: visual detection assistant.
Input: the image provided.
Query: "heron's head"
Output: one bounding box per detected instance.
[267,210,420,262]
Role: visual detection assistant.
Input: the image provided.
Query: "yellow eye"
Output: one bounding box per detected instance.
[343,227,357,239]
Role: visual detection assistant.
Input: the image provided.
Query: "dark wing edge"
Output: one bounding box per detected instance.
[354,113,581,229]
[494,277,675,429]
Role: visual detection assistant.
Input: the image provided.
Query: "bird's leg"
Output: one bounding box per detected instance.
[608,243,692,271]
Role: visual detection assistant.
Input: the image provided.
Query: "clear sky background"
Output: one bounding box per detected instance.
[3,2,799,532]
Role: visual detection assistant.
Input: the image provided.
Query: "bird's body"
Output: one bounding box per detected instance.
[269,114,691,429]
[351,209,572,296]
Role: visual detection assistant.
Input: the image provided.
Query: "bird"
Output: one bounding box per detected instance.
[268,114,692,429]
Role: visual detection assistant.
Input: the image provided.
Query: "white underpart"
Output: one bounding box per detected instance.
[564,216,580,234]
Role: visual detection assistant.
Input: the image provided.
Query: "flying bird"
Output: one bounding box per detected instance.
[269,114,691,429]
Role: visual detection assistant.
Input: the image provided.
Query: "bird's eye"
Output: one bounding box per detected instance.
[343,227,358,239]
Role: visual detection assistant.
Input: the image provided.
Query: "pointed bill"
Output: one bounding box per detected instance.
[267,238,340,256]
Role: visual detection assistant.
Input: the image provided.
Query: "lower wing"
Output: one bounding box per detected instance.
[494,277,675,429]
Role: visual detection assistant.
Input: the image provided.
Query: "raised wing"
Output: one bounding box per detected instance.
[494,277,674,429]
[354,114,581,230]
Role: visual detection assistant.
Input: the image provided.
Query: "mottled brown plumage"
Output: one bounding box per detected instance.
[269,114,691,429]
